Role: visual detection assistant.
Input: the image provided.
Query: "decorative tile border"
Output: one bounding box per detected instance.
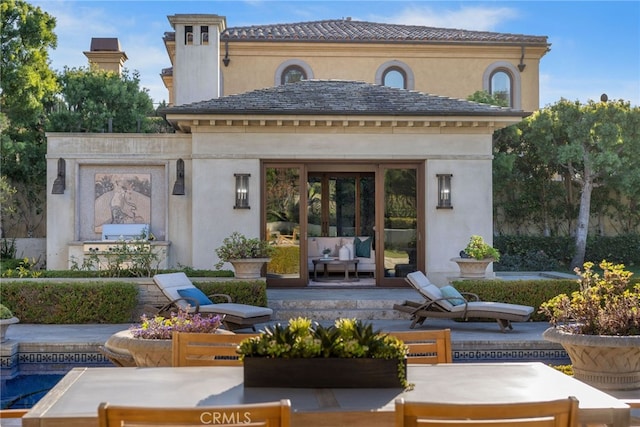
[454,348,569,364]
[2,347,112,377]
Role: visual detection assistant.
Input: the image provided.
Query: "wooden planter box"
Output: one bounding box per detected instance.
[243,357,406,388]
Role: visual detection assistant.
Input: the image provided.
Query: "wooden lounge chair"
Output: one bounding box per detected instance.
[153,272,273,331]
[98,399,291,427]
[393,271,534,332]
[388,329,452,364]
[395,396,579,427]
[172,331,259,366]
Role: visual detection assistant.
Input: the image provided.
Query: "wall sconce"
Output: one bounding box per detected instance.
[51,158,66,194]
[234,173,250,209]
[172,159,185,195]
[518,45,526,72]
[223,40,231,67]
[437,174,452,209]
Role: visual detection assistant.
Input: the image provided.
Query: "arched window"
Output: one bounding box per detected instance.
[382,67,406,89]
[274,60,314,86]
[281,65,306,85]
[490,70,512,107]
[483,61,521,109]
[375,61,414,90]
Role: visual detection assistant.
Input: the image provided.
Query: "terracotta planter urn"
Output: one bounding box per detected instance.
[103,330,171,367]
[103,329,234,367]
[450,257,494,278]
[0,317,19,343]
[230,258,271,279]
[543,327,640,390]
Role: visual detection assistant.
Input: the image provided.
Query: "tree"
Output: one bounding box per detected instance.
[47,66,155,133]
[0,0,58,237]
[541,99,640,268]
[467,90,508,108]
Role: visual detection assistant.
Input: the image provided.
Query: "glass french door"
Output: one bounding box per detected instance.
[378,165,422,285]
[263,165,305,286]
[264,162,423,287]
[307,173,375,238]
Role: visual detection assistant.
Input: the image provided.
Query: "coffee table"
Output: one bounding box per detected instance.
[312,258,359,282]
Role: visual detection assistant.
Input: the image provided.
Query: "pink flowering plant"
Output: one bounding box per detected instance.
[130,309,223,339]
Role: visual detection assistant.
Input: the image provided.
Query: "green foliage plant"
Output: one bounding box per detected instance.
[1,0,58,238]
[0,280,137,323]
[47,66,155,133]
[0,303,14,320]
[215,232,275,269]
[70,232,165,278]
[454,279,579,322]
[130,309,222,340]
[238,317,409,388]
[463,235,501,261]
[539,260,640,336]
[1,257,42,278]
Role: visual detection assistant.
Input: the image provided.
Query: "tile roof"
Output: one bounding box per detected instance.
[220,19,548,46]
[161,80,526,117]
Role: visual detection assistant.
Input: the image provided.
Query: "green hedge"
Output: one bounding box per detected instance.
[192,280,268,307]
[0,279,268,324]
[494,234,640,270]
[0,281,138,324]
[268,246,300,275]
[452,279,579,322]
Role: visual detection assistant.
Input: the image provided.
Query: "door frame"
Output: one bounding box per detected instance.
[262,160,424,288]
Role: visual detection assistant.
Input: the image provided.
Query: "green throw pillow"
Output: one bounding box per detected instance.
[354,237,372,258]
[177,288,213,306]
[439,285,466,306]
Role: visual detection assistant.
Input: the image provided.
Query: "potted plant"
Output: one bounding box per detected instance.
[238,317,409,388]
[103,309,224,367]
[215,231,275,279]
[450,235,500,278]
[539,260,640,390]
[0,303,19,343]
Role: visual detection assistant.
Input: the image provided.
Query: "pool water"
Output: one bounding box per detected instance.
[1,374,64,409]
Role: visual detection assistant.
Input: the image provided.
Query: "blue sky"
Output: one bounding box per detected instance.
[31,1,640,108]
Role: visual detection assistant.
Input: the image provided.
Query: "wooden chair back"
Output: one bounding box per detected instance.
[98,399,291,427]
[389,329,452,364]
[0,409,29,418]
[395,396,579,427]
[172,331,259,367]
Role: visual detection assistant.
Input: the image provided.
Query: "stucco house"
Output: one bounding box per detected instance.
[46,14,550,287]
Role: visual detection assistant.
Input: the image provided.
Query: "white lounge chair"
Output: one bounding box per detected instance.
[153,272,273,331]
[393,271,534,332]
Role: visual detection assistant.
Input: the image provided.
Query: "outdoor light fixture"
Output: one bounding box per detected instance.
[517,45,526,72]
[437,174,452,209]
[51,158,66,194]
[234,173,250,209]
[172,159,185,195]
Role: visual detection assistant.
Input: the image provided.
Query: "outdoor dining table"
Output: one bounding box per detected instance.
[22,362,630,427]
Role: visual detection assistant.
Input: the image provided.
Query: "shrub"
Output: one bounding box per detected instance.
[0,303,14,319]
[130,309,222,339]
[495,250,560,272]
[453,279,579,322]
[539,261,640,335]
[0,281,138,323]
[268,246,300,275]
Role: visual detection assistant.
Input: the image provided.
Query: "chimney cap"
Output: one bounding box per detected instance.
[90,38,122,52]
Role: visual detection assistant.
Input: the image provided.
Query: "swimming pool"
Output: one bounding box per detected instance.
[1,374,64,409]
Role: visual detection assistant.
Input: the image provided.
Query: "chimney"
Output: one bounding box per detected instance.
[83,38,128,75]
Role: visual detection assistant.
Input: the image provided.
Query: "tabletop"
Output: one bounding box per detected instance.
[22,362,630,427]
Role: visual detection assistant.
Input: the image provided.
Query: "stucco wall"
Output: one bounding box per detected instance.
[46,126,496,279]
[219,42,545,111]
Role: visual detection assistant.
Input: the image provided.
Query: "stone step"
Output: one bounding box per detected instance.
[267,293,415,321]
